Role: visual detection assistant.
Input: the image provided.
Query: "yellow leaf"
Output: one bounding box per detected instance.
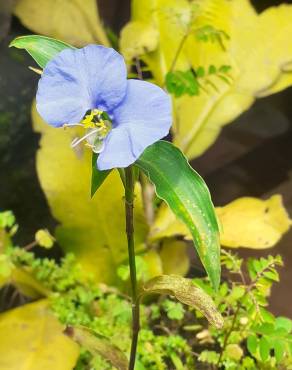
[180,0,292,158]
[32,104,148,283]
[35,229,54,249]
[149,202,189,242]
[120,21,159,62]
[14,0,109,47]
[0,255,13,287]
[119,0,190,83]
[216,195,292,249]
[142,250,163,280]
[0,229,11,253]
[0,300,79,370]
[159,239,190,277]
[11,267,51,298]
[124,0,292,159]
[257,71,292,97]
[150,196,292,249]
[142,240,189,281]
[226,344,243,361]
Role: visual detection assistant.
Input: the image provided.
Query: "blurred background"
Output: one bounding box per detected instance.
[1,0,292,316]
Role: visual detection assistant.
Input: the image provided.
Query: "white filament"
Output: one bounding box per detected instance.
[63,123,84,128]
[70,129,99,148]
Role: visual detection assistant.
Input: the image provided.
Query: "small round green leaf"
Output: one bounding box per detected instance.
[259,337,270,362]
[247,334,258,355]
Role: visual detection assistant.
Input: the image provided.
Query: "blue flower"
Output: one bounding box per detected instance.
[36,45,172,170]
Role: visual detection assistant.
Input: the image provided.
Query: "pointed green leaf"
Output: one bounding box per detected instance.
[9,35,75,68]
[275,317,292,333]
[274,340,285,363]
[91,153,111,198]
[143,275,223,328]
[247,335,258,355]
[259,337,270,362]
[136,141,220,290]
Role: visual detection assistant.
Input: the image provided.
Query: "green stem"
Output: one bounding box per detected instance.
[124,166,140,370]
[139,172,155,226]
[169,31,190,73]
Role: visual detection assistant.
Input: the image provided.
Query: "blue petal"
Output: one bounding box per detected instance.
[97,80,172,170]
[36,45,127,127]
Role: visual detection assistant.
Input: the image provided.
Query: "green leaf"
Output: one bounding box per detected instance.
[229,286,245,300]
[69,326,128,370]
[247,335,258,355]
[165,70,199,97]
[136,141,220,290]
[259,337,270,362]
[255,323,275,335]
[0,211,15,228]
[219,65,232,73]
[274,340,285,363]
[162,300,185,321]
[9,35,74,68]
[198,350,220,365]
[275,317,292,333]
[263,270,279,282]
[242,357,256,368]
[196,66,205,77]
[142,275,223,328]
[208,65,217,74]
[91,153,111,198]
[260,307,275,324]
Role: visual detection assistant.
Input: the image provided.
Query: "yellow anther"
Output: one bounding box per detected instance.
[81,109,103,129]
[77,109,112,149]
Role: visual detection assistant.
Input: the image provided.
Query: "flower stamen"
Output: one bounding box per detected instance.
[67,109,112,154]
[70,128,99,148]
[63,123,84,128]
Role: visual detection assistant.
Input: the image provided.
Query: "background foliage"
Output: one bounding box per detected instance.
[1,214,292,369]
[1,0,292,368]
[7,0,292,285]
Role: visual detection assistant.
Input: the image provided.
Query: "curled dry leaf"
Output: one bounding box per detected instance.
[142,275,224,328]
